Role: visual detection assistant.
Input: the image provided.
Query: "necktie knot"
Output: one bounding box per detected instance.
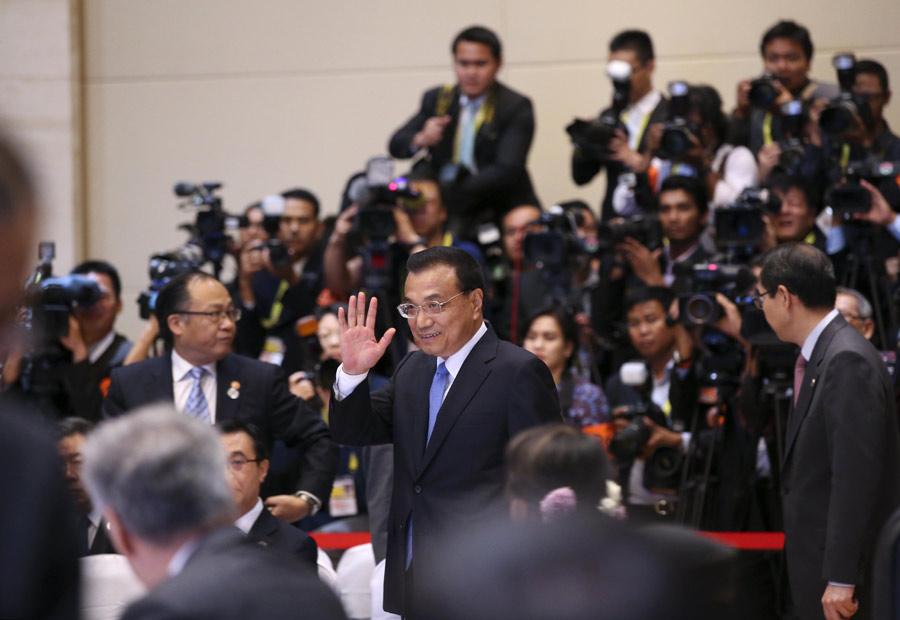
[188,366,206,381]
[435,362,449,380]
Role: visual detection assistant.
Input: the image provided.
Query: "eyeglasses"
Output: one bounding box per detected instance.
[226,456,261,472]
[177,308,242,323]
[752,290,772,310]
[397,291,467,319]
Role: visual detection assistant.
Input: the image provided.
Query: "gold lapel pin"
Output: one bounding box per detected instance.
[227,381,240,400]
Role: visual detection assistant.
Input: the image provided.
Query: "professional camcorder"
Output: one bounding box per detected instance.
[677,263,755,326]
[595,214,662,254]
[566,60,632,161]
[714,187,782,252]
[346,156,420,244]
[659,81,698,159]
[826,159,900,218]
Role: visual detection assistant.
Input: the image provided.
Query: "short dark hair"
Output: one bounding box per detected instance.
[406,246,485,294]
[659,174,708,215]
[760,243,836,310]
[216,419,268,461]
[0,130,35,220]
[280,188,320,218]
[154,271,220,346]
[71,260,123,300]
[609,29,655,64]
[58,416,93,441]
[766,172,821,214]
[505,424,608,511]
[452,25,502,61]
[524,305,579,368]
[624,286,674,316]
[688,84,728,148]
[760,20,813,61]
[855,59,890,93]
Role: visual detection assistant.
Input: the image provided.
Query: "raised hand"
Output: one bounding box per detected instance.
[338,292,396,375]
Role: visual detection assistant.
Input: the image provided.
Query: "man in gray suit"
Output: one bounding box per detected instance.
[757,243,900,620]
[82,404,346,620]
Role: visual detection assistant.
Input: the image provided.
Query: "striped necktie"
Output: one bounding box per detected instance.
[185,367,211,423]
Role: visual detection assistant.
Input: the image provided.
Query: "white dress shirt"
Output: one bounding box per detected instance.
[234,498,265,535]
[171,350,218,422]
[87,330,117,364]
[801,309,840,362]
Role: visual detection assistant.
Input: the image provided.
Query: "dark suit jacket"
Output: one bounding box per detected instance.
[782,314,900,619]
[389,81,538,228]
[0,399,80,620]
[86,517,116,556]
[247,504,318,568]
[102,352,337,502]
[121,528,345,620]
[329,327,561,615]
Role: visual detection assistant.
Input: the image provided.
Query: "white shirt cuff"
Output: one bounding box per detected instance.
[888,214,900,242]
[333,364,368,401]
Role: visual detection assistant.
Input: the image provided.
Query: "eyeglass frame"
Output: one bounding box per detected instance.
[226,456,262,471]
[176,307,242,323]
[752,289,772,310]
[397,290,469,319]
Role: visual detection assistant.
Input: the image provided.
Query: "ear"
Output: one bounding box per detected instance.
[645,59,656,74]
[564,341,575,361]
[168,313,184,338]
[470,288,484,315]
[258,458,270,484]
[777,284,792,307]
[103,509,132,556]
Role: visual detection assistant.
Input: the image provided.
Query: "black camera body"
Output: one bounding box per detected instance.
[596,214,662,254]
[349,156,420,245]
[28,274,103,342]
[749,74,780,110]
[714,187,782,252]
[566,60,632,162]
[819,53,874,136]
[677,263,755,326]
[827,159,900,218]
[609,406,683,491]
[659,81,699,159]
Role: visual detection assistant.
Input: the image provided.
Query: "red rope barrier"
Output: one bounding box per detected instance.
[310,531,785,551]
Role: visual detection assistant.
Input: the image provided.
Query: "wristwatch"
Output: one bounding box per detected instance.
[293,490,321,516]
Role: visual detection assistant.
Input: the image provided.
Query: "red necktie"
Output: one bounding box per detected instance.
[793,354,807,406]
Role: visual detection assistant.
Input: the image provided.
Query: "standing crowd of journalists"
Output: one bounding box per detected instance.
[3,16,900,620]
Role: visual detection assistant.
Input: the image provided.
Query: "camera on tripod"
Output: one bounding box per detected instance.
[714,187,782,254]
[347,156,420,245]
[826,159,900,219]
[595,214,662,255]
[608,362,684,491]
[566,59,632,162]
[137,181,238,318]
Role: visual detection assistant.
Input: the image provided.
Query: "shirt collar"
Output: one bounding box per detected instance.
[166,535,203,578]
[171,349,217,382]
[459,93,487,108]
[801,309,840,361]
[234,498,264,535]
[88,330,117,364]
[439,322,488,381]
[625,90,662,118]
[88,506,103,529]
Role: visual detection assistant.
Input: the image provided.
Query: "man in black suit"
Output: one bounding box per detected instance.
[389,25,537,236]
[81,405,346,620]
[102,271,337,523]
[330,246,561,616]
[57,417,116,555]
[756,243,900,620]
[218,419,318,568]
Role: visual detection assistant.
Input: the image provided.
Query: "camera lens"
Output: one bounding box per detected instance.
[749,79,779,109]
[684,294,717,325]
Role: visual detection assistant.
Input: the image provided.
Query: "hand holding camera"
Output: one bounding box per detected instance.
[412,115,452,150]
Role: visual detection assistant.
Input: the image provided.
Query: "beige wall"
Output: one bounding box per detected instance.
[0,0,81,268]
[77,0,900,338]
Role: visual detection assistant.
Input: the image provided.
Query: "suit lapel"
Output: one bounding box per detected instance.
[150,355,175,403]
[410,357,437,475]
[248,507,280,544]
[418,331,497,476]
[782,315,844,465]
[215,354,241,422]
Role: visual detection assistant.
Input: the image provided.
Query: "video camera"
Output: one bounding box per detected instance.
[595,214,662,254]
[566,60,632,162]
[137,181,238,318]
[522,201,600,268]
[714,187,782,254]
[608,362,683,491]
[826,159,900,219]
[819,53,874,136]
[346,156,420,244]
[659,81,699,159]
[677,263,755,326]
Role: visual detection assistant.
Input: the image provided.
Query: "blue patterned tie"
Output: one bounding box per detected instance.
[407,361,450,569]
[426,361,449,444]
[457,99,479,170]
[185,367,210,423]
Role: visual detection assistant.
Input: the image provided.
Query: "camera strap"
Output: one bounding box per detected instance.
[259,279,290,330]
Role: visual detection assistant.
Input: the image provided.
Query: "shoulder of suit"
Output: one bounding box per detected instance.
[112,354,166,378]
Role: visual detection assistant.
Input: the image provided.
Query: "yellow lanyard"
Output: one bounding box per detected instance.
[260,279,290,330]
[621,109,653,150]
[762,112,774,146]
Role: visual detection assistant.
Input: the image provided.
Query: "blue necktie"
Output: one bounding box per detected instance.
[185,367,210,423]
[426,362,449,444]
[457,99,479,170]
[407,361,450,569]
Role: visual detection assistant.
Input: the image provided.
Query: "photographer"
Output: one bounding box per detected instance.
[604,287,699,521]
[3,259,132,422]
[571,30,668,221]
[388,26,537,238]
[728,20,838,155]
[618,175,713,291]
[233,188,325,374]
